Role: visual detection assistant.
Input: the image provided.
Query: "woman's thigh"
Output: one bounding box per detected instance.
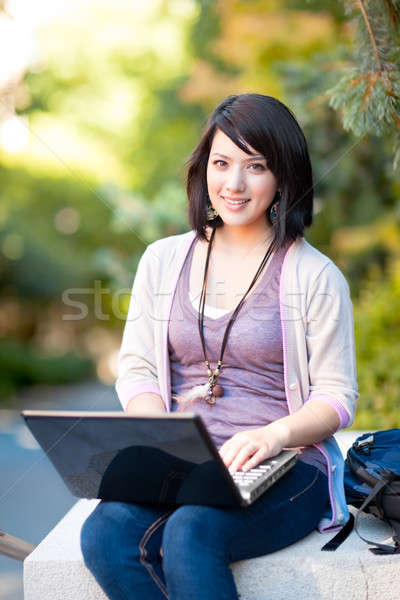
[81,501,172,555]
[81,501,175,599]
[229,461,329,560]
[163,461,329,564]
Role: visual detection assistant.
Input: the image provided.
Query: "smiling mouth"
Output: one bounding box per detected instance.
[222,196,250,205]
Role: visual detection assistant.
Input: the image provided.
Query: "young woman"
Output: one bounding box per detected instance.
[81,94,358,600]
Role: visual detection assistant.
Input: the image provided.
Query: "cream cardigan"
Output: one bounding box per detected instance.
[116,230,359,531]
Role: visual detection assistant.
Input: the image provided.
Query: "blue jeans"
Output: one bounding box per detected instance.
[81,461,328,600]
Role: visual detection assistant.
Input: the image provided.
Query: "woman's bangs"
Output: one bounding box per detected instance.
[214,113,276,171]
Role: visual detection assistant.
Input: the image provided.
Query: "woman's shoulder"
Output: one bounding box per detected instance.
[141,230,196,266]
[149,229,195,249]
[288,237,350,292]
[290,236,331,267]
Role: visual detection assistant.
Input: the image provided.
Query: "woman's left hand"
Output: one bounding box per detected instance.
[219,422,290,473]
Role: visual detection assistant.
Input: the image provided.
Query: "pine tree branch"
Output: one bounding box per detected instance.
[392,111,400,134]
[383,0,400,28]
[355,0,399,99]
[356,0,383,72]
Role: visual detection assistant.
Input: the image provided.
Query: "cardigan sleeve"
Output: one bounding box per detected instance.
[304,261,359,429]
[115,246,162,411]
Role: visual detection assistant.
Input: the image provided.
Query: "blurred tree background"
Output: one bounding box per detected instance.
[0,0,398,427]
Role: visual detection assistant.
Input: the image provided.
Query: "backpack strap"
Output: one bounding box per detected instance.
[387,519,400,550]
[347,452,379,487]
[354,473,400,555]
[321,513,354,551]
[322,459,400,553]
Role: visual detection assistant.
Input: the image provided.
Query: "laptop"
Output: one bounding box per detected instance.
[21,410,298,508]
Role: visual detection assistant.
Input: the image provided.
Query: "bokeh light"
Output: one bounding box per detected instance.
[54,207,81,235]
[0,115,29,152]
[1,232,24,260]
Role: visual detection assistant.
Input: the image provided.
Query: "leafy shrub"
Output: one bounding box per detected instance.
[0,339,94,401]
[353,258,400,429]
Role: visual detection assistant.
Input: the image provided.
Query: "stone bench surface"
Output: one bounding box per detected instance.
[24,431,400,600]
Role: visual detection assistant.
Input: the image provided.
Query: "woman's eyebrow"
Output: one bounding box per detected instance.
[210,152,266,161]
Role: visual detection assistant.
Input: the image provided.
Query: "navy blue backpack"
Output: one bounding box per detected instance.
[322,429,400,554]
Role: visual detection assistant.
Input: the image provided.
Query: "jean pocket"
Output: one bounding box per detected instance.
[289,467,320,502]
[139,511,173,599]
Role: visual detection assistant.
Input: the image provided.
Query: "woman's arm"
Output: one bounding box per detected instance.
[219,399,339,472]
[125,392,166,415]
[221,261,356,473]
[116,246,163,411]
[305,261,358,427]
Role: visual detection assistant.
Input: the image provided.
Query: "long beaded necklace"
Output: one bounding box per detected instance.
[197,227,276,406]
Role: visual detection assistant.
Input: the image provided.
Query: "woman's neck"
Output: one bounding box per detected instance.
[209,225,275,256]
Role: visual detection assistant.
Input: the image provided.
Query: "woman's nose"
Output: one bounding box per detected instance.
[225,167,245,192]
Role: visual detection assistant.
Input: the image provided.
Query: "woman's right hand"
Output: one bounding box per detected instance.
[126,393,166,415]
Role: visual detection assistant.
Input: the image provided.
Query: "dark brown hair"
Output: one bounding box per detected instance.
[186,94,313,247]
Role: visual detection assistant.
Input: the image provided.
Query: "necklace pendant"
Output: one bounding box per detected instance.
[206,393,216,405]
[213,383,224,397]
[205,383,216,405]
[204,372,224,405]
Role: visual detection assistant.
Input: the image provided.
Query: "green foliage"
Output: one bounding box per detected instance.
[353,258,400,429]
[0,339,93,401]
[327,1,400,168]
[329,71,399,136]
[0,1,200,399]
[0,165,138,298]
[93,181,189,287]
[276,57,396,261]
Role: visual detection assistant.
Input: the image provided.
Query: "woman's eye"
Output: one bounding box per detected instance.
[249,163,266,171]
[211,160,266,170]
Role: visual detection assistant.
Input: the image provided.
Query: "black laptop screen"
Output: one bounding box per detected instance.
[23,414,241,507]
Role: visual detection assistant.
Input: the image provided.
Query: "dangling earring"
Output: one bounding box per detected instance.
[206,199,219,221]
[269,191,281,225]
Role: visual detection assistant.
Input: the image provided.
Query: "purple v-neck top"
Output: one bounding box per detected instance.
[168,238,327,475]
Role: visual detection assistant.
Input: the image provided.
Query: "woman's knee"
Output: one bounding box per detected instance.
[81,501,139,568]
[81,503,115,567]
[162,506,227,567]
[162,506,235,597]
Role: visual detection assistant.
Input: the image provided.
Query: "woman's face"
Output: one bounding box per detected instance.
[206,129,278,233]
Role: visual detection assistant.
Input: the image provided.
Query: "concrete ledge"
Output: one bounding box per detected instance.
[24,431,400,600]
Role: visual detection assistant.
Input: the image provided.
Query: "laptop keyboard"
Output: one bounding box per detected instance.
[230,451,298,504]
